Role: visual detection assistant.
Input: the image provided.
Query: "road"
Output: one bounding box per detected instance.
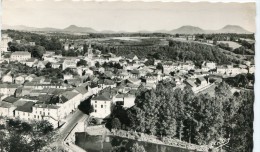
[54,110,87,151]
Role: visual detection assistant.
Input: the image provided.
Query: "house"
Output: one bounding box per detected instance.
[63,74,74,80]
[55,91,82,118]
[23,58,37,67]
[2,72,13,83]
[14,75,26,84]
[14,101,35,121]
[36,61,48,69]
[202,61,216,71]
[32,104,61,128]
[113,93,136,108]
[52,61,62,69]
[72,84,91,101]
[125,54,138,62]
[62,59,77,70]
[29,42,36,46]
[0,102,14,117]
[98,79,116,89]
[88,82,101,95]
[0,84,19,96]
[91,94,112,119]
[10,51,31,62]
[185,77,210,93]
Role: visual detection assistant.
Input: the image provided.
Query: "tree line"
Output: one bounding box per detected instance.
[106,80,253,152]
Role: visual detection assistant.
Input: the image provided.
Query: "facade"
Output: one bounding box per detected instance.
[62,59,77,70]
[91,94,112,119]
[0,34,12,53]
[10,51,31,62]
[0,84,19,96]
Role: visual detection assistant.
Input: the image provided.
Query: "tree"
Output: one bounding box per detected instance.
[0,131,8,152]
[78,96,94,115]
[130,143,146,152]
[45,62,52,69]
[77,59,87,67]
[95,62,100,68]
[156,63,164,73]
[31,45,46,59]
[35,120,54,134]
[111,118,121,129]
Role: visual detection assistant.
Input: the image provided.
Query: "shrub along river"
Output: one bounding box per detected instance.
[75,133,201,152]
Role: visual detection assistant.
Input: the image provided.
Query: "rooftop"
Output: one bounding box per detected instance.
[92,94,111,101]
[15,101,35,113]
[11,51,31,56]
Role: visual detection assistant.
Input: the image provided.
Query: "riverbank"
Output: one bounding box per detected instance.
[111,129,209,152]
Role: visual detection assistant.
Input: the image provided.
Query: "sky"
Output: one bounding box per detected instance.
[1,0,256,32]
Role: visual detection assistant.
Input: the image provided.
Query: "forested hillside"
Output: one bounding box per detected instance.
[106,80,254,152]
[93,40,239,65]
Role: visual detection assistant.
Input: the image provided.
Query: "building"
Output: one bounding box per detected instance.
[62,59,77,70]
[14,75,26,84]
[91,94,112,119]
[0,84,19,96]
[29,42,36,46]
[10,51,31,62]
[2,72,13,83]
[0,34,12,54]
[15,102,35,121]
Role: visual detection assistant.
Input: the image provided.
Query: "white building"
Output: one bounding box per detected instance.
[0,34,12,54]
[0,84,19,96]
[62,59,77,70]
[91,94,112,119]
[10,51,31,62]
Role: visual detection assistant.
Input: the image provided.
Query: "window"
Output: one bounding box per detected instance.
[95,105,97,108]
[40,111,42,114]
[34,115,36,118]
[101,105,103,108]
[95,110,97,112]
[95,101,97,103]
[48,112,50,115]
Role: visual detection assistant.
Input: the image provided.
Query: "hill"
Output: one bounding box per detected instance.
[215,25,252,34]
[170,26,205,34]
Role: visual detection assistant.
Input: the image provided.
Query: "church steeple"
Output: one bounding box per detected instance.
[88,43,93,59]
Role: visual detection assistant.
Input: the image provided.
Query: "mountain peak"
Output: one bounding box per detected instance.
[171,25,204,34]
[218,25,251,34]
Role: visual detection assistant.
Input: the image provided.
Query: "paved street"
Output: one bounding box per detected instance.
[55,110,87,151]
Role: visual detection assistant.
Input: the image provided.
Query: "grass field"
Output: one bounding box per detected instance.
[218,41,242,49]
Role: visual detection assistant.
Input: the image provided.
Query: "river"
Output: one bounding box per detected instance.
[75,133,200,152]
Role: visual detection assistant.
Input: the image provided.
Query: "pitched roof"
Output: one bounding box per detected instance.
[185,80,197,87]
[34,104,60,109]
[92,94,111,101]
[15,101,35,113]
[131,69,139,74]
[197,77,206,82]
[74,86,88,94]
[11,51,31,56]
[0,84,19,88]
[60,91,79,103]
[2,96,19,103]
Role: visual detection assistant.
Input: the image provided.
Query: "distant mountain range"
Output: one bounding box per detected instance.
[2,24,253,34]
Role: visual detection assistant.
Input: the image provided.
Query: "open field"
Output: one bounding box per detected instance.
[217,41,242,49]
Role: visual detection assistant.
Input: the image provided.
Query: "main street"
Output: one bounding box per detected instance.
[54,110,88,151]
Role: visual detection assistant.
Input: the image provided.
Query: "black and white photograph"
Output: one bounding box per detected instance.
[0,0,257,152]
